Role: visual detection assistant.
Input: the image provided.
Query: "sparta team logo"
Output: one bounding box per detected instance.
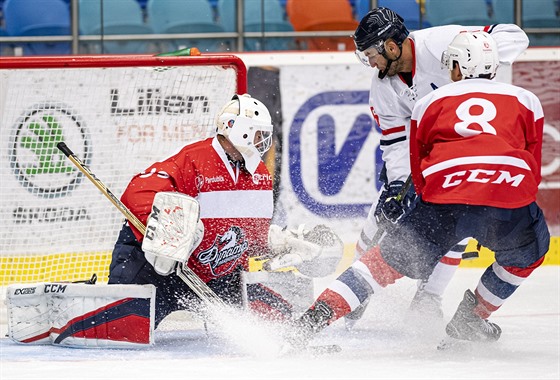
[197,226,249,276]
[10,102,91,198]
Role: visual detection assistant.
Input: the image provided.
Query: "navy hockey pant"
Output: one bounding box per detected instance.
[379,201,550,280]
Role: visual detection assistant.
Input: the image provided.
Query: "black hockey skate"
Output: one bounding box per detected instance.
[283,301,337,354]
[445,289,502,342]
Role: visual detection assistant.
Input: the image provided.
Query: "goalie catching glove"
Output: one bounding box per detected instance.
[265,224,344,277]
[142,192,204,275]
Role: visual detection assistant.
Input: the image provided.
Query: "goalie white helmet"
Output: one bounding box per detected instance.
[441,31,499,79]
[216,94,273,175]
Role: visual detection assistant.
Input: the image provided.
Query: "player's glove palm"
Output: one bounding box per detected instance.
[375,180,417,225]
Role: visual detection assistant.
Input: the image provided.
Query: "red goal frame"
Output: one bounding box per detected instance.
[0,54,248,94]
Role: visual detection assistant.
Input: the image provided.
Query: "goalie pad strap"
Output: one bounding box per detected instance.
[7,283,156,348]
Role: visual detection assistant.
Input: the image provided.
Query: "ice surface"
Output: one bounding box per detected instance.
[1,267,558,380]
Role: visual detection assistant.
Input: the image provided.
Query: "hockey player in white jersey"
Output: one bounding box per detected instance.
[339,7,530,326]
[287,29,548,349]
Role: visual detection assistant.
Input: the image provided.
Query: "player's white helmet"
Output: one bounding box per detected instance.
[442,31,499,79]
[216,94,273,175]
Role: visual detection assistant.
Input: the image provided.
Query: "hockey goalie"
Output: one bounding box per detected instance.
[5,192,344,348]
[6,94,344,348]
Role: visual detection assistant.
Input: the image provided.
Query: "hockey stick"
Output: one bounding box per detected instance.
[57,142,225,307]
[364,174,413,250]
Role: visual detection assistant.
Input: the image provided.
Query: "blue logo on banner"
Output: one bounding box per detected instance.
[289,91,383,218]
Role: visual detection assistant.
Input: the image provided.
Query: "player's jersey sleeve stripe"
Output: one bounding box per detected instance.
[381,125,406,136]
[198,190,273,219]
[422,156,531,177]
[380,136,407,146]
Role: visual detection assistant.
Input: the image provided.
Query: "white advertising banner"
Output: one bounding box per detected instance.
[0,64,236,256]
[278,63,379,243]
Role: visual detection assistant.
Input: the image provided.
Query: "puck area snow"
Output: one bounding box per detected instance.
[1,267,558,380]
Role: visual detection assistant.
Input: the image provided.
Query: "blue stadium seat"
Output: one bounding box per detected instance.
[354,0,371,20]
[377,0,431,29]
[492,0,560,28]
[79,0,153,54]
[218,0,295,51]
[523,0,560,45]
[0,26,9,55]
[136,0,149,11]
[3,0,71,55]
[526,0,559,27]
[493,0,560,26]
[217,0,236,33]
[425,0,492,26]
[148,0,225,52]
[491,0,514,23]
[493,0,560,46]
[244,0,295,50]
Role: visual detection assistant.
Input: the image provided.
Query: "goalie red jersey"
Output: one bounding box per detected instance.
[410,79,544,209]
[121,136,273,283]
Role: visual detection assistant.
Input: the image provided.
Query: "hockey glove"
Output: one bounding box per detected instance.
[265,224,344,278]
[142,192,204,276]
[374,180,417,225]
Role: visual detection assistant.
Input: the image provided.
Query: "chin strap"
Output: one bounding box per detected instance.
[378,44,404,79]
[377,61,392,79]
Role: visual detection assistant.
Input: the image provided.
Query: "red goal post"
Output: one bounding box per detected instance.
[0,54,247,289]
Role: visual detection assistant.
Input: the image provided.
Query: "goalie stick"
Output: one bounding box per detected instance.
[57,142,225,307]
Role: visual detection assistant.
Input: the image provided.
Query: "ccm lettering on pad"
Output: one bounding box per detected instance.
[6,283,156,348]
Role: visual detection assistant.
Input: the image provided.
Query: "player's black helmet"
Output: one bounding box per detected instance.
[353,7,409,53]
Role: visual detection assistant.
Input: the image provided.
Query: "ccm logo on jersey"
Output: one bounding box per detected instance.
[442,169,525,188]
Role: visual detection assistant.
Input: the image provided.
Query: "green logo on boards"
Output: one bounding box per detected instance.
[10,103,91,198]
[20,115,74,175]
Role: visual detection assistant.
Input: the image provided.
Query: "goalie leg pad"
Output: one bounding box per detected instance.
[6,283,156,348]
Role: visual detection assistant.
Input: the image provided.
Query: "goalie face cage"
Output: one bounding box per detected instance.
[0,54,247,289]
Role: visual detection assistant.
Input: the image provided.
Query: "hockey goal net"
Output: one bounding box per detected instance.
[0,54,247,295]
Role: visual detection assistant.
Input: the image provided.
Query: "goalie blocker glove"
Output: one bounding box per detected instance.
[142,192,204,275]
